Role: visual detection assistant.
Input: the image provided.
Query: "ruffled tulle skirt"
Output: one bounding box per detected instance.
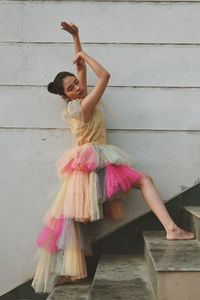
[31,142,143,294]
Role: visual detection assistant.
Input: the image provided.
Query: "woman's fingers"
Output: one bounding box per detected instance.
[61,22,72,31]
[60,21,79,35]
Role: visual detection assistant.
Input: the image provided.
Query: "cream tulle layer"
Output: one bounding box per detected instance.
[31,220,87,294]
[55,143,135,179]
[42,173,104,223]
[32,143,143,294]
[48,164,142,222]
[53,143,143,222]
[31,180,91,294]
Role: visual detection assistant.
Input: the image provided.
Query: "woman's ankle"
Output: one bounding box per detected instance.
[165,223,179,234]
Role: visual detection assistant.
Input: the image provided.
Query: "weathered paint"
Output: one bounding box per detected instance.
[1,0,200,296]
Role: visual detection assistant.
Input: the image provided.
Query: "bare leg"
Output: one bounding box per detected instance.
[133,173,195,240]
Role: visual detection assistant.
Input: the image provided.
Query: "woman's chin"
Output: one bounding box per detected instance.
[80,92,87,99]
[76,94,82,99]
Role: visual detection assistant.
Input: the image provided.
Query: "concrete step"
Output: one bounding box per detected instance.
[46,278,92,300]
[89,254,154,300]
[182,206,200,241]
[143,231,200,300]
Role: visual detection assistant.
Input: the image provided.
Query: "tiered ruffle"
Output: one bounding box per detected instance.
[55,142,143,221]
[31,142,143,294]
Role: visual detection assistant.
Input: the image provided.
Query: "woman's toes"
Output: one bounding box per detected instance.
[166,228,195,240]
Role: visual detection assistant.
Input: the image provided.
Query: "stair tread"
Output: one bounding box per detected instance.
[46,278,92,300]
[184,206,200,218]
[90,254,154,300]
[143,231,200,271]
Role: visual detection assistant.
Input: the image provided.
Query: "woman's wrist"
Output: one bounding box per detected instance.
[76,50,84,58]
[79,51,86,58]
[72,34,82,54]
[72,32,79,39]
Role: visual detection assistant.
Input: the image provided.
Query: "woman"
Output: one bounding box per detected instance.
[31,21,194,294]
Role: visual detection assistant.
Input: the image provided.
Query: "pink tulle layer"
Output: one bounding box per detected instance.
[55,143,138,178]
[105,163,142,198]
[52,143,144,221]
[58,144,98,175]
[36,214,64,253]
[36,143,143,254]
[36,163,143,254]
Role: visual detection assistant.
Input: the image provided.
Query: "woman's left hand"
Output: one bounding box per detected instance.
[72,51,84,67]
[60,21,79,36]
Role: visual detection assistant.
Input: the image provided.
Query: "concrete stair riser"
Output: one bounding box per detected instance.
[182,206,200,241]
[143,231,200,300]
[144,243,157,299]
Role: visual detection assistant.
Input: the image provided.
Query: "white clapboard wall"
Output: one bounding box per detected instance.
[1,0,200,295]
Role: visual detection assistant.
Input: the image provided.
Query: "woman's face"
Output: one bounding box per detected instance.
[62,76,85,101]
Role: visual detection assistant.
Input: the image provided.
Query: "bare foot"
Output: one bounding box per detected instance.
[166,226,195,240]
[55,275,73,286]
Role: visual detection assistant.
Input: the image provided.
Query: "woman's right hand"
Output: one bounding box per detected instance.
[72,51,84,66]
[60,21,79,36]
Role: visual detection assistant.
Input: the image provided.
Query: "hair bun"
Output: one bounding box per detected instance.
[47,82,58,94]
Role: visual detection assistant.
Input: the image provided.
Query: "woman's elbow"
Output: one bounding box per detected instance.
[98,72,111,83]
[101,71,111,79]
[102,73,111,83]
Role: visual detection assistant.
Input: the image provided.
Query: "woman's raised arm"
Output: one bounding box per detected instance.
[72,51,110,115]
[60,21,87,95]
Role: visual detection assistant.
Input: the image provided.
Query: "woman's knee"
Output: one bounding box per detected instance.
[133,172,153,189]
[140,172,154,184]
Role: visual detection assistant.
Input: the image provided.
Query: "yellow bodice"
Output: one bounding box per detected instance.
[61,99,107,146]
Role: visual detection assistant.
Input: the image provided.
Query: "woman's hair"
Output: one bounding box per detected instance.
[47,71,75,97]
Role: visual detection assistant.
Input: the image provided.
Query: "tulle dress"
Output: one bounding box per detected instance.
[31,98,143,294]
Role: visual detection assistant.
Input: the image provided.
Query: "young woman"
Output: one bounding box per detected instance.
[31,21,194,294]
